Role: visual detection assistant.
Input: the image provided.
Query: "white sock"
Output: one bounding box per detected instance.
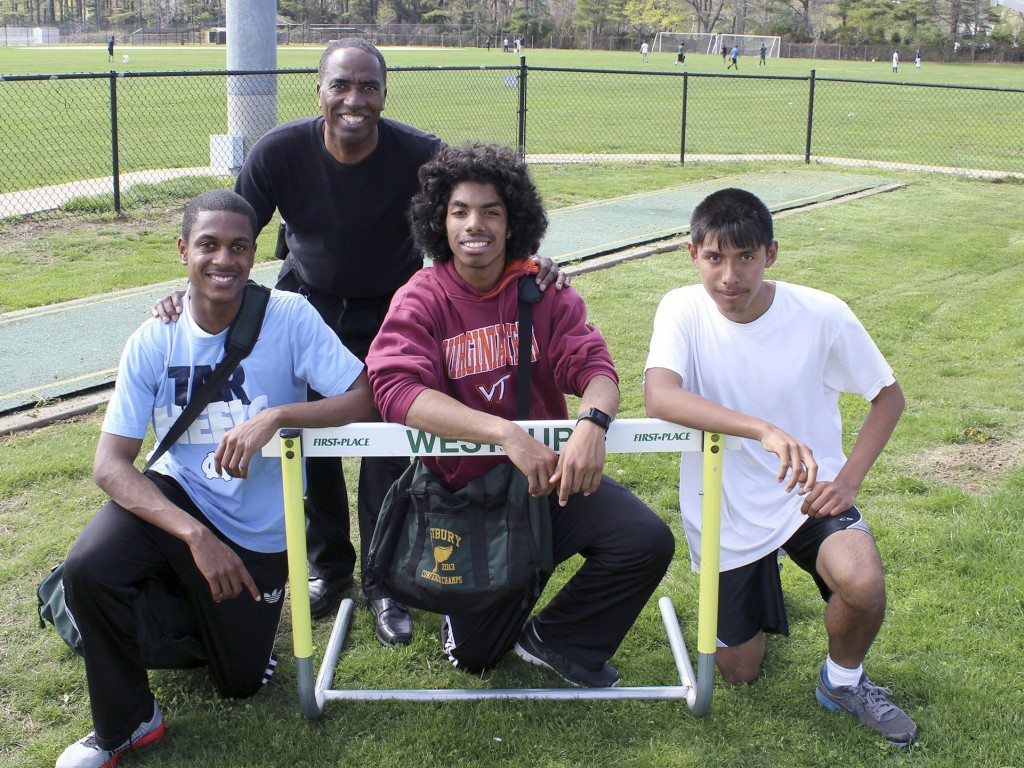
[824,655,863,688]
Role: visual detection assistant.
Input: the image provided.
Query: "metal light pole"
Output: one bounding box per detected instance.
[222,0,277,170]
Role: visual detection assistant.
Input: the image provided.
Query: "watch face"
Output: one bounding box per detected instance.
[581,408,611,429]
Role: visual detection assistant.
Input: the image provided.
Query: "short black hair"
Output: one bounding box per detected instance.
[181,189,258,242]
[318,38,387,86]
[690,188,774,251]
[409,143,547,263]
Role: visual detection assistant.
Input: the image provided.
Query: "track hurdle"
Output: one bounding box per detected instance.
[262,418,738,719]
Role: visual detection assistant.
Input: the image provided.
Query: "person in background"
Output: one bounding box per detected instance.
[727,45,739,70]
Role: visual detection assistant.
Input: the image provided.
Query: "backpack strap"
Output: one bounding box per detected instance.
[516,276,542,420]
[144,281,271,472]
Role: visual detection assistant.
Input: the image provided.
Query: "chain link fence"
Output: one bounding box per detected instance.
[2,63,1022,219]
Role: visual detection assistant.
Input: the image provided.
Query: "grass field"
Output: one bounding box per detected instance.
[3,44,1024,85]
[2,41,1023,768]
[1,45,1022,197]
[2,169,1024,768]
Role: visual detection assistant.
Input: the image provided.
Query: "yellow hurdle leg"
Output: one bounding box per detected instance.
[692,431,724,716]
[279,428,322,718]
[697,432,723,654]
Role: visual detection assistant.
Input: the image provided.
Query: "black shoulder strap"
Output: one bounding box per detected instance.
[144,281,271,472]
[516,276,542,420]
[224,281,271,357]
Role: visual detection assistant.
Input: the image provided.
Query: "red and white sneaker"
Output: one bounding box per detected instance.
[56,700,165,768]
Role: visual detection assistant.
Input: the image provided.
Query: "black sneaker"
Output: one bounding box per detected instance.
[815,666,919,746]
[513,620,620,688]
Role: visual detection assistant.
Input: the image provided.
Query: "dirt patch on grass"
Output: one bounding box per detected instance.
[0,209,174,261]
[905,436,1024,494]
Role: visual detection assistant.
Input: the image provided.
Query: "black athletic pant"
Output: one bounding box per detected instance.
[277,262,409,591]
[445,477,675,672]
[63,473,287,749]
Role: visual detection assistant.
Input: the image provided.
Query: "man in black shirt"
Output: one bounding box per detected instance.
[238,40,435,647]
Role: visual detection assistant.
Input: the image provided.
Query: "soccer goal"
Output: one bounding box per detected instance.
[652,31,719,55]
[716,33,781,58]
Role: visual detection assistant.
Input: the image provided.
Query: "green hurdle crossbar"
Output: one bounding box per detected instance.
[263,418,736,719]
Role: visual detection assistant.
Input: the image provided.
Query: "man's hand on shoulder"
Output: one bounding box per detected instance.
[799,477,858,518]
[150,290,185,323]
[532,255,570,291]
[758,424,818,494]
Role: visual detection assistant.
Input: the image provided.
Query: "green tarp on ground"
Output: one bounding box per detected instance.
[545,170,892,262]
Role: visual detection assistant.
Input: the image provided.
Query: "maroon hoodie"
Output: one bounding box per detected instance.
[367,259,618,489]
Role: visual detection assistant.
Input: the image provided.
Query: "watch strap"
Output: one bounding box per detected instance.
[576,407,612,431]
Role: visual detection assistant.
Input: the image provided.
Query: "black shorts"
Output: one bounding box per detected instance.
[715,508,871,647]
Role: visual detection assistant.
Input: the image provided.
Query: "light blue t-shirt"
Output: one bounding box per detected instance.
[102,288,363,553]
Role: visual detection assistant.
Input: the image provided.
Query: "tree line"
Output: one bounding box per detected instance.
[2,0,1021,48]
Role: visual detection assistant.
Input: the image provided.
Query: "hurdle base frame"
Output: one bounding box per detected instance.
[270,419,730,719]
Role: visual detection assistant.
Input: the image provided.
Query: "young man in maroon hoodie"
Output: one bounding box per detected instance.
[366,143,674,687]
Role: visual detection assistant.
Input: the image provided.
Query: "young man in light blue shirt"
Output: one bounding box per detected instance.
[56,190,375,768]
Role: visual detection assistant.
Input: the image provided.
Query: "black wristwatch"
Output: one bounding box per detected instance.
[576,407,613,432]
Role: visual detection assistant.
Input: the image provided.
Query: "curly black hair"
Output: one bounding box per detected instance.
[409,143,547,263]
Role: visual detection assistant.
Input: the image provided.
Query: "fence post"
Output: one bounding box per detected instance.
[679,71,688,165]
[109,71,122,214]
[517,56,528,159]
[804,68,815,164]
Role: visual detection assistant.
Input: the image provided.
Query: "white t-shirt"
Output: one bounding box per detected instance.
[644,281,895,571]
[102,288,363,553]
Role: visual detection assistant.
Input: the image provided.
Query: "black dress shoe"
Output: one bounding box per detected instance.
[368,596,414,646]
[308,575,353,620]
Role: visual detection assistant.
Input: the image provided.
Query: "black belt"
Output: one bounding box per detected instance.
[292,276,392,309]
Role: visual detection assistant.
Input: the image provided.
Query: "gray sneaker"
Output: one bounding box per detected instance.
[815,666,919,746]
[56,700,165,768]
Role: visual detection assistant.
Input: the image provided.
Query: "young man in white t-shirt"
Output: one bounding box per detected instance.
[56,190,376,768]
[644,188,917,746]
